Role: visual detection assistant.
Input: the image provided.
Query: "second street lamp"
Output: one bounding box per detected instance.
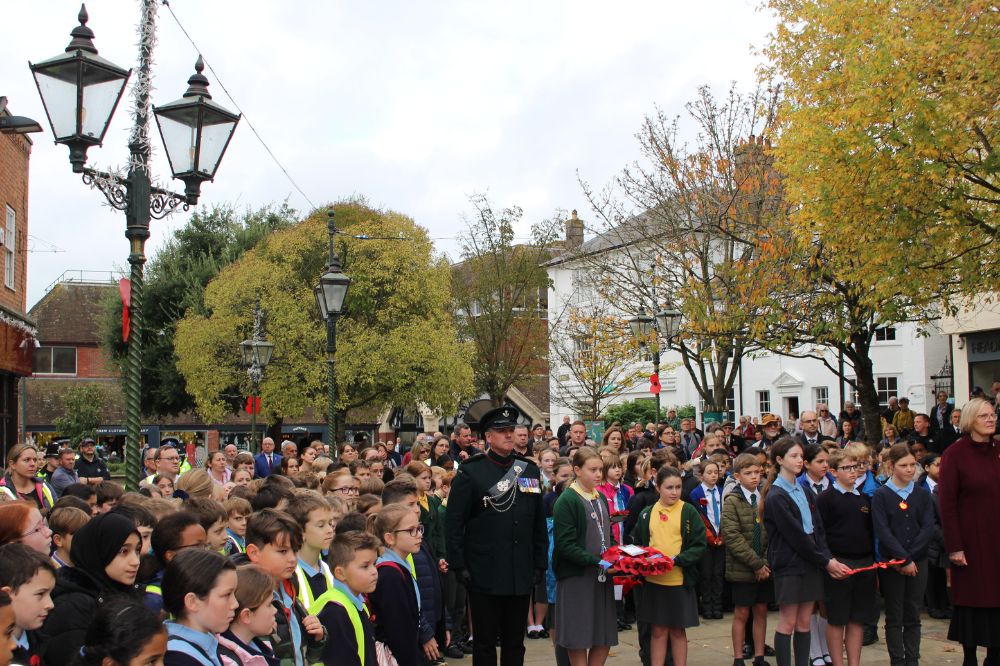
[628,311,661,425]
[315,210,351,456]
[29,2,240,490]
[240,298,274,454]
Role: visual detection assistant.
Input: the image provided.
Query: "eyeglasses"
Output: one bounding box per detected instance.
[837,464,859,472]
[393,524,425,537]
[158,456,180,462]
[332,486,359,495]
[22,520,49,539]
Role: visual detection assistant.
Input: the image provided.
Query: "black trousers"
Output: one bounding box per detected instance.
[698,546,725,615]
[879,562,929,666]
[468,591,529,666]
[926,562,951,613]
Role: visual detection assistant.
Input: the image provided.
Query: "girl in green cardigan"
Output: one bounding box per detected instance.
[630,466,707,666]
[552,448,618,666]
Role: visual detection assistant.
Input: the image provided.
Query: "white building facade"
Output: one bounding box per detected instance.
[546,241,952,427]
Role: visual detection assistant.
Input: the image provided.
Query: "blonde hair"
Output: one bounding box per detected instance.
[175,469,213,499]
[959,397,993,434]
[367,503,415,545]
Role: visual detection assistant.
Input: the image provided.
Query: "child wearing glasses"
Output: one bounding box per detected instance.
[816,449,877,666]
[367,503,426,666]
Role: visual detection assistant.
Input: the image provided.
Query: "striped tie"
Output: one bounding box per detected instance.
[750,493,762,553]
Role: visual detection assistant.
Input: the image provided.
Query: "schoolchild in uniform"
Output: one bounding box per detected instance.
[631,466,707,666]
[552,448,618,666]
[219,564,280,665]
[0,544,55,666]
[316,531,381,666]
[918,454,951,619]
[287,493,336,612]
[162,548,239,666]
[797,443,834,665]
[763,437,851,666]
[690,458,726,620]
[223,497,252,557]
[816,449,878,666]
[871,443,935,666]
[366,503,424,666]
[75,596,168,666]
[722,453,771,666]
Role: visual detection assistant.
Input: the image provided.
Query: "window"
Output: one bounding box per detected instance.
[757,390,771,415]
[874,327,896,342]
[876,376,898,406]
[573,338,592,366]
[4,206,14,290]
[700,388,736,423]
[32,347,77,375]
[812,386,829,407]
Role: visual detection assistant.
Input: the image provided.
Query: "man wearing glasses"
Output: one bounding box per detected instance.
[145,445,181,484]
[74,438,110,486]
[446,406,547,666]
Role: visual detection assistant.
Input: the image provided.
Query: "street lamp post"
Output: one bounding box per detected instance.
[240,298,274,454]
[629,307,681,426]
[314,210,351,456]
[30,3,239,490]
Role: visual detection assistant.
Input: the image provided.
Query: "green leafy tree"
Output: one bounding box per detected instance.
[602,399,659,428]
[174,200,474,430]
[101,203,297,416]
[53,385,105,446]
[452,194,558,406]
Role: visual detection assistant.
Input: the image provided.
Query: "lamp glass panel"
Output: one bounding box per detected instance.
[321,279,349,314]
[32,69,77,139]
[155,113,197,174]
[80,73,127,139]
[195,118,237,177]
[254,341,274,368]
[239,339,254,366]
[314,286,328,320]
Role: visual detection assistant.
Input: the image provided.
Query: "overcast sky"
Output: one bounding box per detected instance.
[2,0,776,309]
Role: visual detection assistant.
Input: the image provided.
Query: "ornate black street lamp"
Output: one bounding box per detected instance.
[314,210,351,455]
[629,307,681,425]
[240,298,274,454]
[30,3,240,490]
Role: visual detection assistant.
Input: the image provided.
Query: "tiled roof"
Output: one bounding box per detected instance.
[28,283,115,345]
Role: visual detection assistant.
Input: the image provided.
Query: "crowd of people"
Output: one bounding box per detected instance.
[0,394,995,666]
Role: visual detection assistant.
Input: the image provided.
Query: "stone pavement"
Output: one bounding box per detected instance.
[451,613,982,664]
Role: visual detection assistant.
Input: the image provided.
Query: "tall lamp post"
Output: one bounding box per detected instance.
[314,210,351,457]
[629,307,682,426]
[240,297,274,454]
[30,3,240,490]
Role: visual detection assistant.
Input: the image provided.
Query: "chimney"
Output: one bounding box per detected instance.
[565,209,584,249]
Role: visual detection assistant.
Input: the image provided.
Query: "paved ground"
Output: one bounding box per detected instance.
[451,613,982,664]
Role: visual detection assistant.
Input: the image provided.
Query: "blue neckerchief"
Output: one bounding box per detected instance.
[832,482,860,496]
[377,548,420,612]
[333,578,367,612]
[276,586,304,666]
[297,557,319,577]
[165,621,222,666]
[226,529,244,549]
[887,479,915,501]
[774,475,814,534]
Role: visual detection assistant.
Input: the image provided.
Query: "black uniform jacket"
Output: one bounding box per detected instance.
[445,449,548,596]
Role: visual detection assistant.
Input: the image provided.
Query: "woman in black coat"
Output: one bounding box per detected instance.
[41,512,143,664]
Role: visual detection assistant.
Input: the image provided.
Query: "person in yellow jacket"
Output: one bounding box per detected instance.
[0,444,55,511]
[315,531,380,666]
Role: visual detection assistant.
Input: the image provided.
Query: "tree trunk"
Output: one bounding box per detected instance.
[847,337,882,449]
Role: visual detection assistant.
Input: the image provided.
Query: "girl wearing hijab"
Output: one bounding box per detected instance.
[41,512,143,664]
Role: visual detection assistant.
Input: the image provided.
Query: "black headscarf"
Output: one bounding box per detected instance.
[69,512,140,592]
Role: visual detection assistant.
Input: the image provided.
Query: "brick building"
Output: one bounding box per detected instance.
[0,101,37,458]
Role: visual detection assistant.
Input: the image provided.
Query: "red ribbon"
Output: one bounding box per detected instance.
[845,559,907,575]
[119,278,131,342]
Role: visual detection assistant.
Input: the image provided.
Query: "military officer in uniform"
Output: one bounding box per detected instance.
[446,406,548,666]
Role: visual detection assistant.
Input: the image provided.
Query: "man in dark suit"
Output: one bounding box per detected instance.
[446,406,547,666]
[253,436,282,478]
[938,408,963,450]
[795,410,833,448]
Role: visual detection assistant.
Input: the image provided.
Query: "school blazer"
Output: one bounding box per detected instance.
[762,485,833,577]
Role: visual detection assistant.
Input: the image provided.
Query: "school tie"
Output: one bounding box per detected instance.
[750,493,761,553]
[712,488,720,529]
[813,482,824,494]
